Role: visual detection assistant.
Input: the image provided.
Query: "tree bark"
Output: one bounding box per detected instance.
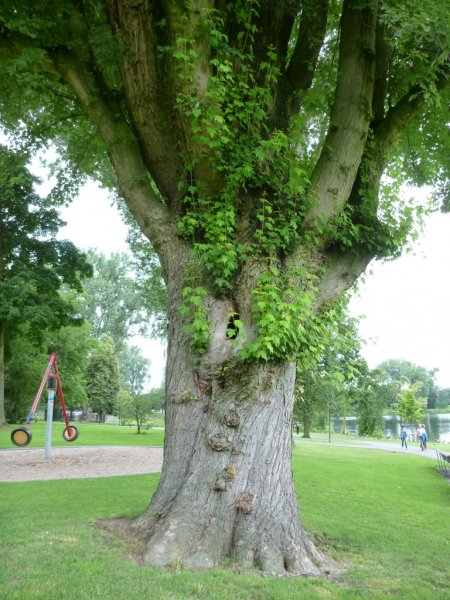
[134,309,335,575]
[302,415,311,439]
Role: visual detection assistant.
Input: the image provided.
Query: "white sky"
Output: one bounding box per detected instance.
[349,210,450,389]
[58,182,450,390]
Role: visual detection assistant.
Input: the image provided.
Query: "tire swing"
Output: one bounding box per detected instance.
[10,427,32,447]
[10,353,80,458]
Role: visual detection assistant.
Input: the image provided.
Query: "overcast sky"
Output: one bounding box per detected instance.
[349,210,450,388]
[58,181,450,390]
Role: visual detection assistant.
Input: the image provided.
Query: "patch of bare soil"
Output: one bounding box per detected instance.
[0,446,163,482]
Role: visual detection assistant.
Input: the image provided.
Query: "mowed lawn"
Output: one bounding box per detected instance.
[0,421,165,449]
[0,426,449,599]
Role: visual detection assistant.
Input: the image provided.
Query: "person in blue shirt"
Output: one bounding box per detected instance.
[400,425,408,449]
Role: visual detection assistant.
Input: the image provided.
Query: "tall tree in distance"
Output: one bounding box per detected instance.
[0,0,449,575]
[396,381,427,432]
[0,145,92,425]
[81,251,149,348]
[85,334,120,421]
[377,359,439,409]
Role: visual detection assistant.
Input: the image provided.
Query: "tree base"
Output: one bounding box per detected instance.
[96,517,342,578]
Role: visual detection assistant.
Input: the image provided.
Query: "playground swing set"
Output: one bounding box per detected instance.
[10,353,80,448]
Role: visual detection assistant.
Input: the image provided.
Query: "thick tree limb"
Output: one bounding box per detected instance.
[51,48,180,267]
[282,0,329,124]
[105,0,186,204]
[372,21,394,126]
[374,70,450,153]
[348,64,450,229]
[302,0,378,230]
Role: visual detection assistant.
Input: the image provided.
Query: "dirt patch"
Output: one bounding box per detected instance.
[0,446,163,482]
[96,517,147,564]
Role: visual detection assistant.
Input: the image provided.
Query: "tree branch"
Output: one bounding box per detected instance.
[374,67,450,153]
[104,0,187,204]
[283,0,329,123]
[302,0,378,230]
[50,47,175,259]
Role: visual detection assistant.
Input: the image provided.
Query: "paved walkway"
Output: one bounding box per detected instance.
[294,435,441,460]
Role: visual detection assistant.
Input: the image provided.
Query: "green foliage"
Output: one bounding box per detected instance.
[4,326,45,422]
[143,383,165,412]
[117,344,150,397]
[294,303,365,427]
[117,204,167,339]
[179,285,211,354]
[0,145,92,336]
[80,251,150,347]
[1,1,449,373]
[377,359,439,408]
[0,144,92,424]
[45,321,97,410]
[396,381,427,427]
[85,335,120,419]
[240,264,321,362]
[116,391,155,434]
[4,322,95,422]
[348,367,390,437]
[333,155,429,260]
[174,8,310,352]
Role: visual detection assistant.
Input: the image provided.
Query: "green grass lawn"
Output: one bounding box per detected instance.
[0,439,448,599]
[0,422,165,449]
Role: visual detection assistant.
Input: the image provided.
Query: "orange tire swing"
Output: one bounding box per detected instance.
[10,353,80,451]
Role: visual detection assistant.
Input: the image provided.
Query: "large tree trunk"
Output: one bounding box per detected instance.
[133,290,336,576]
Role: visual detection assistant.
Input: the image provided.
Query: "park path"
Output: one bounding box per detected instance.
[294,435,440,460]
[1,437,445,483]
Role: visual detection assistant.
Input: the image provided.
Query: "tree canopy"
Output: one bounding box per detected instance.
[0,144,92,425]
[81,250,153,347]
[377,358,439,408]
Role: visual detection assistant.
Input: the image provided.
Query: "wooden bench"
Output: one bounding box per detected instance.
[436,451,450,471]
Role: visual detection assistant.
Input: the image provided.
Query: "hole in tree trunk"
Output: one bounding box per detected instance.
[226,312,239,339]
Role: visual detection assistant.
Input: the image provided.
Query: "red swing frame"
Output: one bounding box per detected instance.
[10,353,79,446]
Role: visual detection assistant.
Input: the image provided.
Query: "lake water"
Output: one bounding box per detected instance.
[332,413,450,443]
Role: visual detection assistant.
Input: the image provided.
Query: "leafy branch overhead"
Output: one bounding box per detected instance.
[0,0,449,363]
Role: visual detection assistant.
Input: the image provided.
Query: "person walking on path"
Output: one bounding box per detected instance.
[400,426,408,449]
[421,425,428,450]
[418,424,428,451]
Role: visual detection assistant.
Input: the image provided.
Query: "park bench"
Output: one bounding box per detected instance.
[436,450,450,471]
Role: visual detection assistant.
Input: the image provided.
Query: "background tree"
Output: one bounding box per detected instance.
[295,304,364,436]
[85,335,120,421]
[436,388,450,409]
[396,381,427,432]
[81,251,150,348]
[377,359,439,409]
[0,145,91,425]
[119,207,168,339]
[1,0,449,575]
[117,344,151,397]
[143,383,166,413]
[46,321,97,413]
[348,366,390,437]
[117,391,154,434]
[3,326,44,423]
